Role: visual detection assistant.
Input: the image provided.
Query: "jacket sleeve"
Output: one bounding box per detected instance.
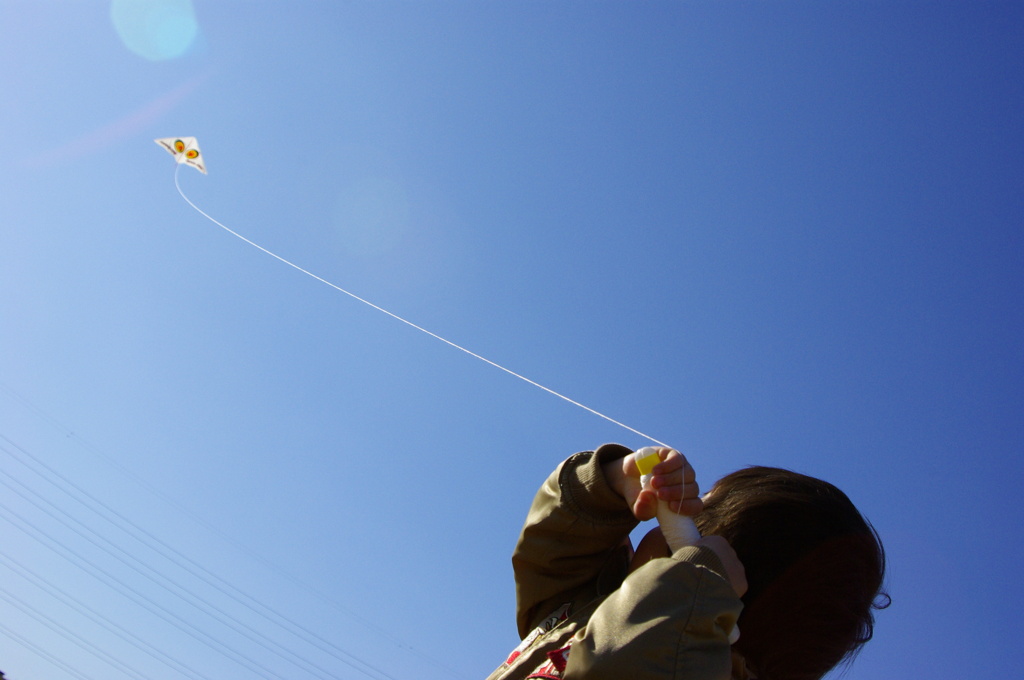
[565,544,742,680]
[511,444,639,637]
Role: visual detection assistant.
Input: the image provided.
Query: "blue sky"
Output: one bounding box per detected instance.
[1,2,1021,679]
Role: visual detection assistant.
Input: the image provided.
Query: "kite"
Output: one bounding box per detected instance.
[156,137,670,448]
[155,136,207,174]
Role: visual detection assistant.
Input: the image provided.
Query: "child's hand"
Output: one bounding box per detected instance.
[605,448,702,521]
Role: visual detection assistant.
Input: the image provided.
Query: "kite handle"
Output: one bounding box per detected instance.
[634,446,740,644]
[634,447,702,552]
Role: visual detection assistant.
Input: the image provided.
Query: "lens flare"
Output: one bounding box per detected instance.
[110,0,199,61]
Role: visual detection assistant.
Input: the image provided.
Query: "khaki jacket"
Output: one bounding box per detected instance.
[486,444,741,680]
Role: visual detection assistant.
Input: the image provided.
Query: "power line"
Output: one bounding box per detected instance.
[0,500,292,680]
[0,622,97,680]
[0,550,217,680]
[0,434,397,680]
[0,589,159,680]
[0,382,468,680]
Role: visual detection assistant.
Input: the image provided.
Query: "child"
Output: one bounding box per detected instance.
[486,444,886,680]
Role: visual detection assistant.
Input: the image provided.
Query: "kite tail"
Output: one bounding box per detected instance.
[172,165,671,449]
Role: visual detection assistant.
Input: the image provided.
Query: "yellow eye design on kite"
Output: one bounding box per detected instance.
[155,136,207,174]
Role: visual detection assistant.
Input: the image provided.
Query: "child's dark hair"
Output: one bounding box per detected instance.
[695,466,888,680]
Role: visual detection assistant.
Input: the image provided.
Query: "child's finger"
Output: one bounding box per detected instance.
[650,465,696,490]
[649,469,695,490]
[632,489,659,521]
[668,496,704,516]
[623,452,643,478]
[654,481,701,502]
[652,450,696,483]
[651,456,681,476]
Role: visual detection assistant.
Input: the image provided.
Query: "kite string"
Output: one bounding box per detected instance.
[173,166,670,449]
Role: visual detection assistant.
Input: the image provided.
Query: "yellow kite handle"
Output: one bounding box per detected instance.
[635,447,702,550]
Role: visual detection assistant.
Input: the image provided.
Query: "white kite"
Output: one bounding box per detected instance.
[155,136,206,174]
[157,137,669,449]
